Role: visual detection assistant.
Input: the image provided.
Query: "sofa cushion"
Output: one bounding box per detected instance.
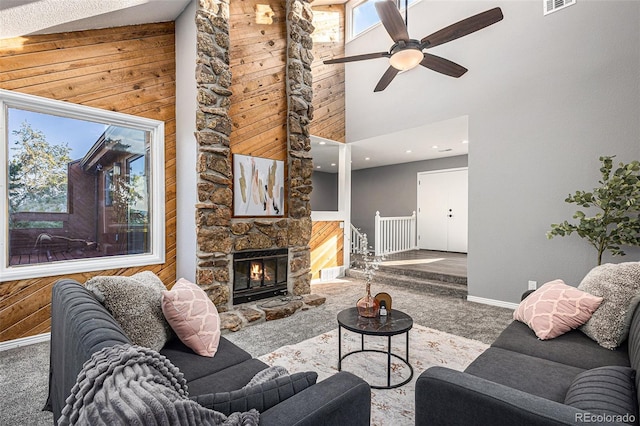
[188,359,271,396]
[564,366,638,424]
[162,278,221,357]
[160,336,253,384]
[513,279,603,340]
[191,371,318,415]
[85,271,172,351]
[58,343,260,426]
[578,262,640,349]
[243,366,290,388]
[492,321,630,370]
[465,347,585,402]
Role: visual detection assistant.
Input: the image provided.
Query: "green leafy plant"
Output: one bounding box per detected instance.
[547,156,640,265]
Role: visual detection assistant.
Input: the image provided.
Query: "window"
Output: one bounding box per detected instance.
[1,89,165,281]
[348,0,420,40]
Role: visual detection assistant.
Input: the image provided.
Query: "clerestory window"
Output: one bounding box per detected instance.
[348,0,420,41]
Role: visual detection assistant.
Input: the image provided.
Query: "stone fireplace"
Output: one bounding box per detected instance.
[194,0,315,312]
[232,248,288,304]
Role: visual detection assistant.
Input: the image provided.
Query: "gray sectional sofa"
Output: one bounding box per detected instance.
[44,279,371,425]
[415,292,640,426]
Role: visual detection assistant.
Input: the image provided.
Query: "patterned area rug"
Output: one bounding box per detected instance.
[259,324,488,426]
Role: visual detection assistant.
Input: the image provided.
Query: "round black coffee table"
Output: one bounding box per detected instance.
[337,307,413,389]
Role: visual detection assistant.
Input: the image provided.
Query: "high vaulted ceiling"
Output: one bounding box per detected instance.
[0,0,471,170]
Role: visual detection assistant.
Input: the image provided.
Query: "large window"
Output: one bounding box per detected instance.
[1,89,165,281]
[348,0,420,40]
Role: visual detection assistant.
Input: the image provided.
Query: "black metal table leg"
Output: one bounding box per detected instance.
[338,325,342,371]
[387,335,392,387]
[406,329,410,363]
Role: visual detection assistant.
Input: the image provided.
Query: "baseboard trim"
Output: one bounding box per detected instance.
[0,332,50,352]
[467,295,519,310]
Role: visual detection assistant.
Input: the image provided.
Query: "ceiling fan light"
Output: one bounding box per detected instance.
[389,49,423,71]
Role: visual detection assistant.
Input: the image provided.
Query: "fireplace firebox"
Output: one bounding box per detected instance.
[233,248,288,305]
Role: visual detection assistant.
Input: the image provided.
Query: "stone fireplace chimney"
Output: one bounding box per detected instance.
[194,0,315,311]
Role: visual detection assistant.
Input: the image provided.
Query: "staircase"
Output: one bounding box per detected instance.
[346,253,467,299]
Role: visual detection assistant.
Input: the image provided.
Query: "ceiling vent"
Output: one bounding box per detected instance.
[544,0,576,15]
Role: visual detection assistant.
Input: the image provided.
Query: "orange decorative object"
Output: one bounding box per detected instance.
[374,292,392,312]
[357,282,380,317]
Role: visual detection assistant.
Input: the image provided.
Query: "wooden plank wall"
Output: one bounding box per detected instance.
[0,23,177,342]
[310,221,344,280]
[310,4,345,143]
[229,0,288,161]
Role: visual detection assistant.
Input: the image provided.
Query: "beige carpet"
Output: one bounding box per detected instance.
[259,324,488,426]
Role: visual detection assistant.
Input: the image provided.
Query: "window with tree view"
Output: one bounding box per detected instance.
[1,90,165,281]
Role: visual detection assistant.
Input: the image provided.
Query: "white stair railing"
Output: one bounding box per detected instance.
[374,211,417,256]
[350,224,368,254]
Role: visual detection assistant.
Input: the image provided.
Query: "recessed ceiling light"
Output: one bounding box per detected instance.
[316,165,321,169]
[365,157,370,161]
[462,140,469,144]
[330,163,336,166]
[432,145,438,149]
[319,141,326,145]
[405,150,412,153]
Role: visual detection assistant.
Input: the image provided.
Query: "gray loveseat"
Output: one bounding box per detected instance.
[416,292,640,425]
[44,279,371,425]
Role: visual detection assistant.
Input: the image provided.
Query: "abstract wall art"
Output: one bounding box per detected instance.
[233,154,284,217]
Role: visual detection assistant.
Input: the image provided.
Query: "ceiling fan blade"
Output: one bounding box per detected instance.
[374,66,400,92]
[375,0,410,42]
[420,53,468,78]
[421,7,503,48]
[324,52,390,65]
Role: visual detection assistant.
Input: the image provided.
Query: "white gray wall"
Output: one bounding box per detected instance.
[175,0,197,281]
[352,155,468,242]
[311,171,339,211]
[345,1,640,304]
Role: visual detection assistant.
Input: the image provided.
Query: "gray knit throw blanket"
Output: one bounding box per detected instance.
[58,344,259,426]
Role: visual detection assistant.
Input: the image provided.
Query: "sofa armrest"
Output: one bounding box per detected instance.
[45,279,131,422]
[258,371,370,426]
[522,289,535,301]
[416,367,602,426]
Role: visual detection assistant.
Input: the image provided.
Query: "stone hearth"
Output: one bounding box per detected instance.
[219,293,326,333]
[194,0,316,316]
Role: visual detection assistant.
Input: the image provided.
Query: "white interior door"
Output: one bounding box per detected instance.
[417,168,468,253]
[446,170,468,252]
[417,171,449,251]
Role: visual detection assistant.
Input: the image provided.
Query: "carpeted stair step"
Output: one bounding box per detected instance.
[350,260,467,285]
[346,268,467,299]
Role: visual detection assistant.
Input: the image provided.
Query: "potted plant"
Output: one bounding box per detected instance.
[547,155,640,265]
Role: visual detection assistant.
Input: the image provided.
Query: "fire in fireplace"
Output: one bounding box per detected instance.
[233,248,288,304]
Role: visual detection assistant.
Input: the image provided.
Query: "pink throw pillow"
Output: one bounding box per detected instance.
[513,279,603,340]
[162,278,221,357]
